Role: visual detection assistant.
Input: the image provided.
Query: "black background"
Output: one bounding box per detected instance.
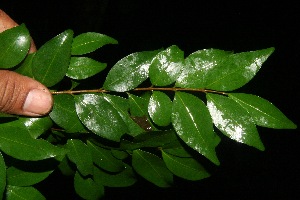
[1,0,299,199]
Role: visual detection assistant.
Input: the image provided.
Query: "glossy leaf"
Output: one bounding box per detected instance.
[87,140,124,172]
[57,156,75,176]
[20,117,53,139]
[0,125,67,161]
[0,24,30,68]
[74,171,104,200]
[172,92,220,165]
[103,50,160,92]
[128,94,149,117]
[74,94,127,141]
[207,93,265,151]
[66,57,107,79]
[148,91,172,126]
[6,185,46,200]
[66,139,93,176]
[0,152,5,198]
[162,147,192,158]
[50,94,86,133]
[149,45,184,86]
[71,32,118,55]
[111,149,129,160]
[14,53,35,78]
[229,93,297,129]
[103,93,144,136]
[32,30,73,87]
[176,49,231,88]
[93,164,137,187]
[132,149,173,187]
[162,151,210,181]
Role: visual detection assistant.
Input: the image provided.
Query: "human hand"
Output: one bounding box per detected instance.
[0,9,53,117]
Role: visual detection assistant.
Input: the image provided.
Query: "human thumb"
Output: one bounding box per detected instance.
[0,70,53,116]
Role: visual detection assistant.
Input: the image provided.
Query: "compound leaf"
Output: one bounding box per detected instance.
[207,93,265,151]
[132,149,173,187]
[229,93,297,129]
[172,92,220,165]
[32,29,73,87]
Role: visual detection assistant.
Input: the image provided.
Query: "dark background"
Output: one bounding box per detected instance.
[1,0,299,199]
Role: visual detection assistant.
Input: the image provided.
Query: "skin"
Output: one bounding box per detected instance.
[0,9,53,116]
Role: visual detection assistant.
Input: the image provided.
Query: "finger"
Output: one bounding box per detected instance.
[0,9,36,53]
[0,70,53,116]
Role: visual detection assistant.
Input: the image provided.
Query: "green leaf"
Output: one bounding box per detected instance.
[128,94,149,117]
[148,91,172,126]
[50,94,86,133]
[66,57,107,79]
[71,32,118,55]
[66,139,93,176]
[14,53,35,78]
[6,185,46,200]
[93,164,137,187]
[87,141,124,172]
[57,156,75,176]
[103,93,144,137]
[111,149,129,160]
[132,149,173,187]
[162,151,210,181]
[207,93,265,151]
[0,152,6,198]
[0,125,67,161]
[162,147,192,158]
[0,24,31,68]
[74,171,104,200]
[32,29,73,87]
[20,117,53,139]
[149,45,184,86]
[176,48,274,91]
[176,49,231,88]
[103,50,160,92]
[172,92,220,165]
[229,93,297,129]
[74,94,127,141]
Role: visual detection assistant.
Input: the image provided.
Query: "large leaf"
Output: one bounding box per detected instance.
[103,50,160,92]
[74,94,127,141]
[149,45,184,86]
[31,30,73,87]
[172,92,220,165]
[0,125,67,161]
[0,24,30,68]
[71,32,117,55]
[74,171,104,200]
[66,139,93,176]
[132,149,173,187]
[148,91,172,126]
[6,185,45,200]
[0,152,5,198]
[229,93,297,129]
[50,94,86,133]
[87,140,124,173]
[162,151,210,181]
[207,93,265,151]
[66,57,107,79]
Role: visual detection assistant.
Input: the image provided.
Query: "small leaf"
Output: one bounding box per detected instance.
[229,93,297,129]
[103,50,160,92]
[74,171,104,200]
[93,164,137,187]
[6,185,46,200]
[172,92,220,165]
[71,32,118,55]
[132,149,173,187]
[0,152,6,198]
[74,94,127,141]
[148,91,172,126]
[149,45,184,86]
[162,151,210,181]
[32,29,73,87]
[50,94,86,133]
[0,24,31,68]
[87,141,124,172]
[66,139,93,176]
[66,57,107,80]
[0,125,67,161]
[207,93,265,151]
